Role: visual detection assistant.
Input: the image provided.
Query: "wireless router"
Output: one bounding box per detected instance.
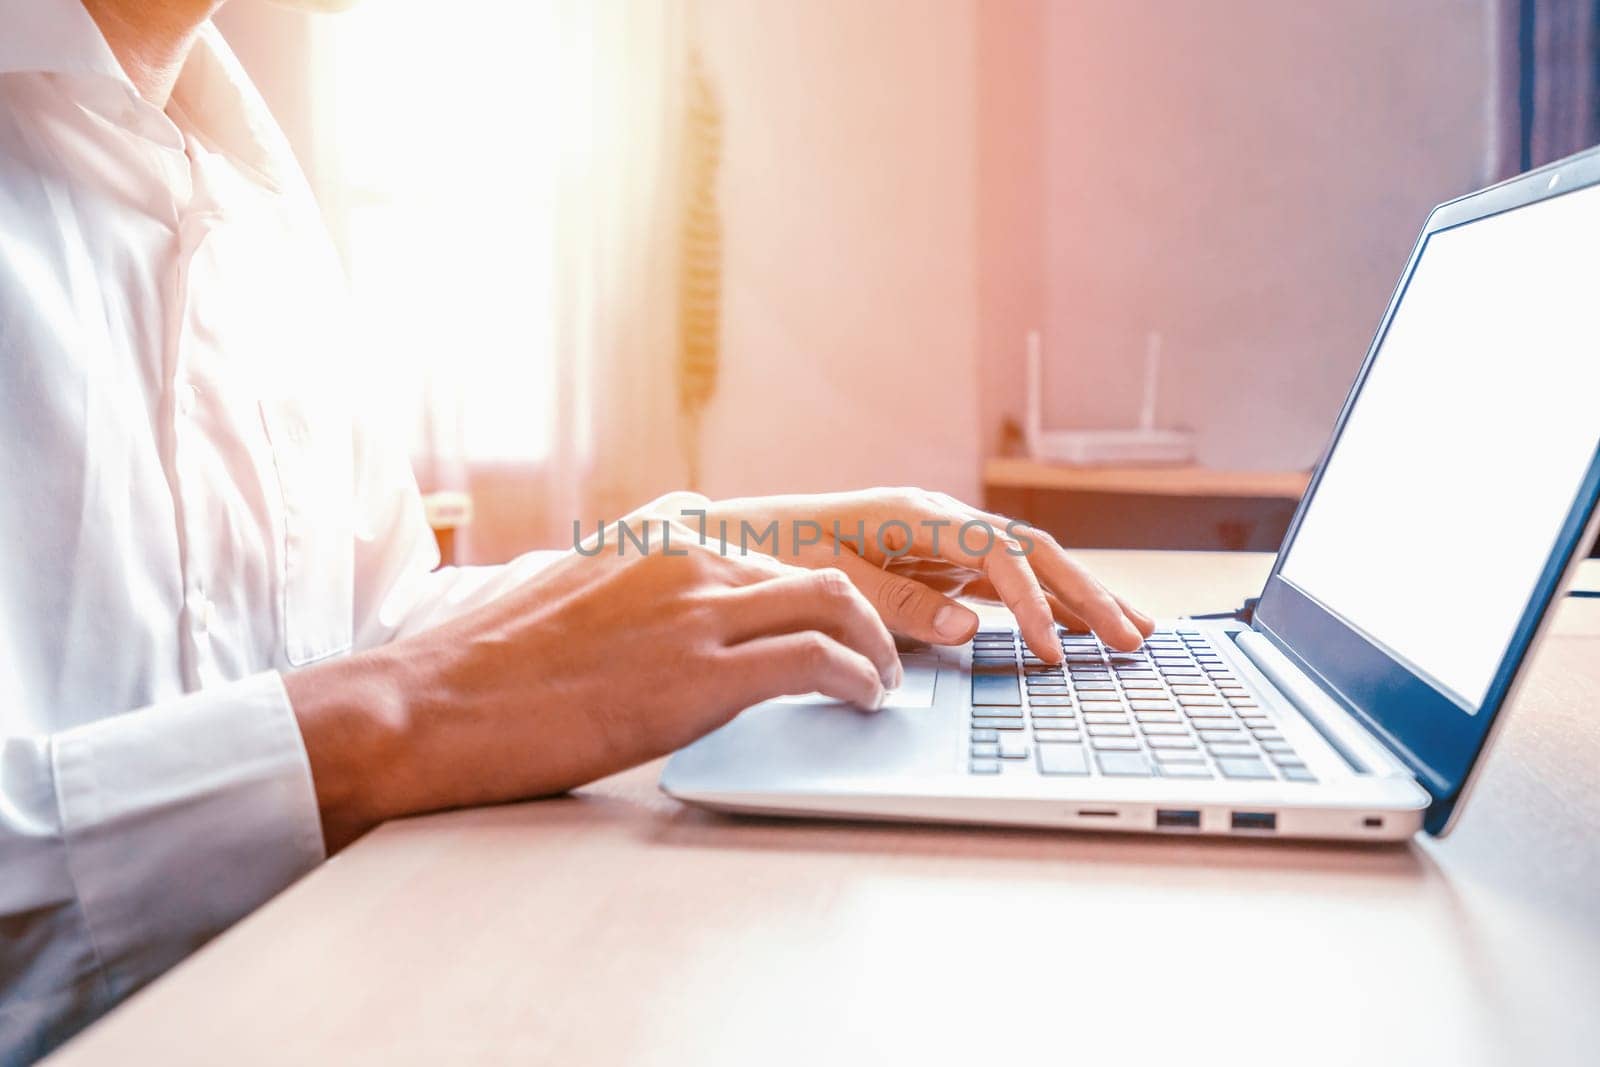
[1024,329,1194,466]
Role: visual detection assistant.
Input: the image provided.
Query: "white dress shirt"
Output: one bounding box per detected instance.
[0,3,553,1059]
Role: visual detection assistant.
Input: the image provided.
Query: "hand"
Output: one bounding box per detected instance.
[285,501,901,851]
[690,488,1156,661]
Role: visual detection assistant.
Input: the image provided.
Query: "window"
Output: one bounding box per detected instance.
[323,1,566,465]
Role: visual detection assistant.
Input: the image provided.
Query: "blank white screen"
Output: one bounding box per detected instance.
[1279,181,1600,711]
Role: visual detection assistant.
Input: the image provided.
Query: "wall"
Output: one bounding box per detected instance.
[695,0,982,502]
[981,0,1501,472]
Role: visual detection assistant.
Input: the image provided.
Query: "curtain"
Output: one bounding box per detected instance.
[319,0,703,560]
[1494,0,1600,176]
[545,0,694,539]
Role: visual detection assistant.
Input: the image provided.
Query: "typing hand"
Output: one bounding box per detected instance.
[692,488,1156,662]
[285,502,900,850]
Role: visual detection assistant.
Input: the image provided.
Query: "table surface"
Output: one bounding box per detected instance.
[49,551,1600,1067]
[984,457,1312,498]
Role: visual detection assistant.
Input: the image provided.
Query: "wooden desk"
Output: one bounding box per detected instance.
[984,458,1312,499]
[49,552,1600,1067]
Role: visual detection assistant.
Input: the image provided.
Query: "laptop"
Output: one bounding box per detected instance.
[660,146,1600,842]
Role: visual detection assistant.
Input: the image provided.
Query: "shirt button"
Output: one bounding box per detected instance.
[178,383,200,417]
[194,596,215,635]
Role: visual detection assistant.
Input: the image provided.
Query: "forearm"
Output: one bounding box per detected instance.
[284,618,630,853]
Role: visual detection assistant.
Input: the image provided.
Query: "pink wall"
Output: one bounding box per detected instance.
[982,0,1499,472]
[696,0,982,502]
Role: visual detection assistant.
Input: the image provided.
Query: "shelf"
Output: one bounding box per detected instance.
[983,458,1311,500]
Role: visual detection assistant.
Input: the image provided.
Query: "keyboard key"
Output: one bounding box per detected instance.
[998,735,1030,759]
[1146,735,1197,749]
[1119,678,1164,689]
[1033,728,1081,742]
[1270,755,1306,769]
[1228,699,1258,709]
[1028,695,1073,707]
[1073,680,1117,691]
[1134,712,1182,724]
[1177,695,1224,707]
[971,742,1000,758]
[1087,724,1134,737]
[1079,702,1127,714]
[1082,712,1129,725]
[1280,766,1317,783]
[1195,729,1245,742]
[1258,739,1294,754]
[971,705,1022,718]
[1027,686,1072,696]
[970,760,1002,774]
[1216,757,1274,780]
[1091,736,1140,751]
[1206,743,1257,758]
[1170,684,1214,695]
[1030,708,1076,720]
[1153,748,1206,763]
[972,673,1021,705]
[1139,722,1189,736]
[971,729,1000,742]
[1037,743,1091,776]
[1184,707,1232,719]
[972,717,1024,730]
[1129,700,1175,711]
[1097,750,1154,776]
[1159,763,1214,778]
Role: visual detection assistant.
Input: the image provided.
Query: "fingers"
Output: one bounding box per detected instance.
[1113,592,1157,638]
[923,496,1149,652]
[714,567,901,688]
[1014,532,1146,651]
[829,550,980,646]
[852,496,1064,664]
[721,631,888,711]
[1042,589,1093,635]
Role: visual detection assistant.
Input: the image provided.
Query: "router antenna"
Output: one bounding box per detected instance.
[1140,331,1162,432]
[1025,330,1043,456]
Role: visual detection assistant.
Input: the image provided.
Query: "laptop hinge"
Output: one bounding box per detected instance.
[1234,630,1414,778]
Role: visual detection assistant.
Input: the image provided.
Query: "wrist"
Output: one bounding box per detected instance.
[282,647,416,852]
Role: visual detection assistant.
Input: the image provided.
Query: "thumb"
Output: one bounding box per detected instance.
[832,551,980,645]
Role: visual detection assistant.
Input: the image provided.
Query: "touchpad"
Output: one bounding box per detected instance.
[772,652,939,708]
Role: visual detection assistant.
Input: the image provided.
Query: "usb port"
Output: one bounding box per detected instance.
[1156,809,1201,829]
[1230,811,1277,832]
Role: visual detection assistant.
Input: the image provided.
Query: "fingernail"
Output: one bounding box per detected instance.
[871,685,887,711]
[934,605,976,641]
[893,661,905,689]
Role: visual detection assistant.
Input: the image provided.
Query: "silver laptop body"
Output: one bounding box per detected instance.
[661,147,1600,842]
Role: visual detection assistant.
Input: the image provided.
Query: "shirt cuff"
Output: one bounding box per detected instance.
[51,671,325,1000]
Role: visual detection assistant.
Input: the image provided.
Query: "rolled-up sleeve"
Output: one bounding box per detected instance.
[0,672,324,1062]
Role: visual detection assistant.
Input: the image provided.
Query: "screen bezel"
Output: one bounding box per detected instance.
[1252,146,1600,835]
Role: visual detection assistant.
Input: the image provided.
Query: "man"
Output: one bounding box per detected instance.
[0,0,1154,1059]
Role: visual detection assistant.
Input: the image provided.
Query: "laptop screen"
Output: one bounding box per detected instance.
[1276,180,1600,713]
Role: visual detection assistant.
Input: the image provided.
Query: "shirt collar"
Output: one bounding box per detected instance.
[169,25,293,193]
[0,0,292,194]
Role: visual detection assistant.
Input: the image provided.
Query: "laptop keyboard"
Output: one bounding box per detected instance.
[967,627,1315,782]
